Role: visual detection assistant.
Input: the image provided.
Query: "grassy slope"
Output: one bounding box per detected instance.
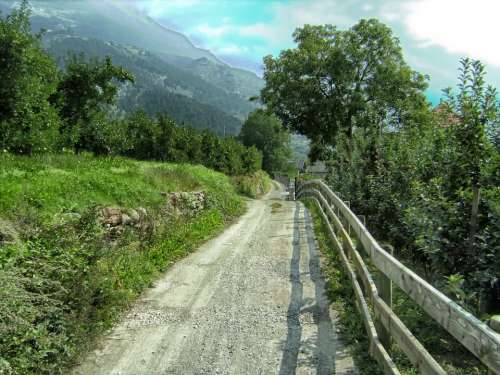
[303,198,488,375]
[0,153,244,375]
[232,170,272,199]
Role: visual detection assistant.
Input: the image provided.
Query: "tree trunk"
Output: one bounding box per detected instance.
[345,119,353,164]
[470,184,480,241]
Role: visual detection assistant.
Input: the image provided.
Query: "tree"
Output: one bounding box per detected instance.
[122,110,159,160]
[239,109,292,174]
[261,19,428,162]
[443,58,499,241]
[0,0,61,154]
[52,54,134,152]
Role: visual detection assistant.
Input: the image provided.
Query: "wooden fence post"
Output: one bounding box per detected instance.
[345,200,351,240]
[489,316,500,375]
[357,215,367,257]
[375,245,394,349]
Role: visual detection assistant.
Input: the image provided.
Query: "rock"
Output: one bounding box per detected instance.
[128,209,140,222]
[137,207,148,217]
[165,191,206,217]
[0,219,19,246]
[100,207,123,227]
[121,214,132,225]
[63,212,82,221]
[490,315,500,333]
[108,214,122,226]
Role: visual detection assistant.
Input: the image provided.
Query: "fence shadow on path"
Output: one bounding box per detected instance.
[278,202,336,375]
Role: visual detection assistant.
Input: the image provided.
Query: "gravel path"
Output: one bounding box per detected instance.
[73,183,357,375]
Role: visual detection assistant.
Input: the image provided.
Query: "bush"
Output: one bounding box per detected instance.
[232,170,272,198]
[0,1,61,154]
[0,154,245,374]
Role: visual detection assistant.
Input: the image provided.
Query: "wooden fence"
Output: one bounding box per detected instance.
[295,179,500,375]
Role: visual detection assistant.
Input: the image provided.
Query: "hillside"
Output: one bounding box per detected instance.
[0,153,247,374]
[0,0,264,105]
[48,37,251,134]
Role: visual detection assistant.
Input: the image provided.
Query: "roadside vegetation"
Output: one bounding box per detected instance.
[264,18,498,374]
[262,19,499,319]
[239,109,295,176]
[0,153,247,374]
[304,199,488,375]
[232,170,273,198]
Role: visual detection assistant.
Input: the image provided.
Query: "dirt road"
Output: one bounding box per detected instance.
[73,183,356,375]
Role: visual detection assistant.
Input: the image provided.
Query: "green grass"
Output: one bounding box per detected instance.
[0,153,245,375]
[231,170,272,198]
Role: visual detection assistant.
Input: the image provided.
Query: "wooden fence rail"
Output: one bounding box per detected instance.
[295,179,500,375]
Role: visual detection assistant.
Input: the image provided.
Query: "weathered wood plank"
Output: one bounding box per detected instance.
[298,181,500,374]
[307,194,400,375]
[305,189,446,375]
[373,298,446,375]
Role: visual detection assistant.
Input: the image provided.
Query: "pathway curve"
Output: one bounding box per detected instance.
[73,183,357,375]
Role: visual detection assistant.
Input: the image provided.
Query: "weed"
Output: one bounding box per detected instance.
[0,154,245,374]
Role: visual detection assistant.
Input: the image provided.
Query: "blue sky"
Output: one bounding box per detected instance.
[135,0,500,104]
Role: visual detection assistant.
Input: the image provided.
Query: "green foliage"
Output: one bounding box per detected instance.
[120,111,262,175]
[232,170,272,198]
[261,19,428,161]
[0,0,61,154]
[239,109,293,174]
[0,153,244,374]
[265,17,499,315]
[323,59,499,315]
[48,37,249,136]
[442,58,498,240]
[52,54,134,153]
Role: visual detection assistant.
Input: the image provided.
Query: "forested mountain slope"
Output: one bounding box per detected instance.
[48,37,250,135]
[0,0,264,105]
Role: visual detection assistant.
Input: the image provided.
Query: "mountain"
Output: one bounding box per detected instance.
[0,0,264,101]
[0,0,219,62]
[163,55,265,101]
[48,37,244,135]
[0,0,265,134]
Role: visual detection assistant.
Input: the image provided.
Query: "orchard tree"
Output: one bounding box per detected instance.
[239,109,292,174]
[0,0,61,153]
[443,58,499,240]
[52,54,134,152]
[261,19,428,161]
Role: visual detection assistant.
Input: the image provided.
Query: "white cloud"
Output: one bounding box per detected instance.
[239,0,353,45]
[136,0,199,17]
[214,44,249,55]
[403,0,500,67]
[196,23,232,38]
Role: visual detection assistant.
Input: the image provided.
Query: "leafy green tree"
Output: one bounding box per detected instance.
[443,58,499,240]
[241,146,263,174]
[200,130,220,169]
[52,54,134,153]
[239,109,292,174]
[122,110,159,160]
[261,19,427,162]
[0,0,61,153]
